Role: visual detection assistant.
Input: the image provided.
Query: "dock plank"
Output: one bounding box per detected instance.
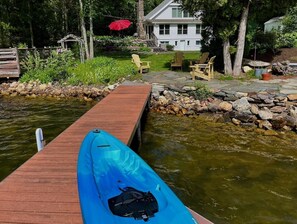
[0,85,151,223]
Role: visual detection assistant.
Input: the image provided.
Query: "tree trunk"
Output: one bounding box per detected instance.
[223,39,233,75]
[89,16,94,59]
[28,1,34,47]
[233,2,250,77]
[89,0,94,59]
[137,0,146,39]
[78,0,90,59]
[62,0,68,34]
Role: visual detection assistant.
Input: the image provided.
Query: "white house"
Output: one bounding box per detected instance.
[144,0,203,51]
[264,16,284,32]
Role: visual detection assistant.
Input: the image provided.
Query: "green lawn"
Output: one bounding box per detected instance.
[100,51,201,72]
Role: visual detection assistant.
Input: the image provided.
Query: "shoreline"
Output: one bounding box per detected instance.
[0,81,112,101]
[150,83,297,134]
[1,81,297,133]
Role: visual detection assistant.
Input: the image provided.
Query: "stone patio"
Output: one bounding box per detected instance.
[142,71,297,94]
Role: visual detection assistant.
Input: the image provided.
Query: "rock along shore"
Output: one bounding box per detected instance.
[150,83,297,133]
[1,81,297,133]
[0,81,115,101]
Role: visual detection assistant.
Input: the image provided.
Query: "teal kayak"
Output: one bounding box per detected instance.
[77,129,198,224]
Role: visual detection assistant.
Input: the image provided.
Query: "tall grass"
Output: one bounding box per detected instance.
[67,57,136,85]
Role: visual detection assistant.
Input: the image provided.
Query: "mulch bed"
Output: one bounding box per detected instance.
[255,48,297,63]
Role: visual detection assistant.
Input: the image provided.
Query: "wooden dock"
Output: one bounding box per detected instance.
[0,84,212,224]
[0,85,151,223]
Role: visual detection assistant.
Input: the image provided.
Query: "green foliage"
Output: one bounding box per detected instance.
[67,56,136,85]
[139,46,151,52]
[21,51,44,71]
[228,45,237,54]
[219,75,234,80]
[95,36,134,50]
[190,81,213,100]
[254,31,277,54]
[17,43,28,48]
[20,50,76,83]
[282,5,297,33]
[245,69,256,79]
[274,4,297,49]
[166,45,174,51]
[0,21,14,47]
[276,32,297,48]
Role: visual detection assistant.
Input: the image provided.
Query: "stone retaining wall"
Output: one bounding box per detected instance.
[1,81,297,133]
[150,84,297,132]
[0,81,113,101]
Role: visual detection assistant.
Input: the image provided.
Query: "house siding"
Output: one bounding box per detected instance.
[144,0,202,51]
[264,16,284,32]
[155,24,202,51]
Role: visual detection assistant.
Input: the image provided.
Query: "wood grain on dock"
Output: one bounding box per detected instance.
[0,85,151,224]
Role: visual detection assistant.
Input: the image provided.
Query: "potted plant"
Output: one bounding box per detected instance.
[262,73,272,81]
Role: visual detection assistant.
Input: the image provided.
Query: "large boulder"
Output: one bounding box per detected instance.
[232,97,251,112]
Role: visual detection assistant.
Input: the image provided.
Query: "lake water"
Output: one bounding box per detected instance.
[1,97,297,223]
[139,112,297,224]
[0,96,94,181]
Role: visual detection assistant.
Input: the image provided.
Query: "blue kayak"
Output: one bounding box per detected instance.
[77,129,198,224]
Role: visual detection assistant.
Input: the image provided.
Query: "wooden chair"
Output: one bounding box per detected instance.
[131,54,150,74]
[189,52,209,66]
[171,52,184,70]
[190,56,216,81]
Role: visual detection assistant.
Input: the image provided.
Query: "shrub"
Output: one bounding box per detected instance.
[17,43,28,49]
[95,36,134,50]
[20,50,76,83]
[0,21,13,47]
[20,51,45,71]
[276,32,297,48]
[282,5,297,34]
[254,31,277,54]
[189,81,213,100]
[166,45,174,51]
[67,56,136,85]
[139,46,151,52]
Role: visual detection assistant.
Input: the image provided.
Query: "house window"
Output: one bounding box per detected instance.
[196,24,202,34]
[196,40,201,45]
[172,8,182,18]
[172,8,190,18]
[160,41,169,44]
[187,41,190,45]
[178,24,188,34]
[183,11,190,18]
[175,41,178,46]
[159,24,170,35]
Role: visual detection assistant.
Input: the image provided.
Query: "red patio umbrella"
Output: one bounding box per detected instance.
[109,20,131,31]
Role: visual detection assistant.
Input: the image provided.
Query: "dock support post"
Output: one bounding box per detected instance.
[36,128,45,151]
[137,123,142,146]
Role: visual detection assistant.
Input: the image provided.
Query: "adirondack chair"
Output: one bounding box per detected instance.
[190,56,216,81]
[131,54,150,74]
[171,52,184,70]
[189,52,209,66]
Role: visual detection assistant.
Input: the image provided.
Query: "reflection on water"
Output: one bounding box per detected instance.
[0,96,95,181]
[139,112,297,224]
